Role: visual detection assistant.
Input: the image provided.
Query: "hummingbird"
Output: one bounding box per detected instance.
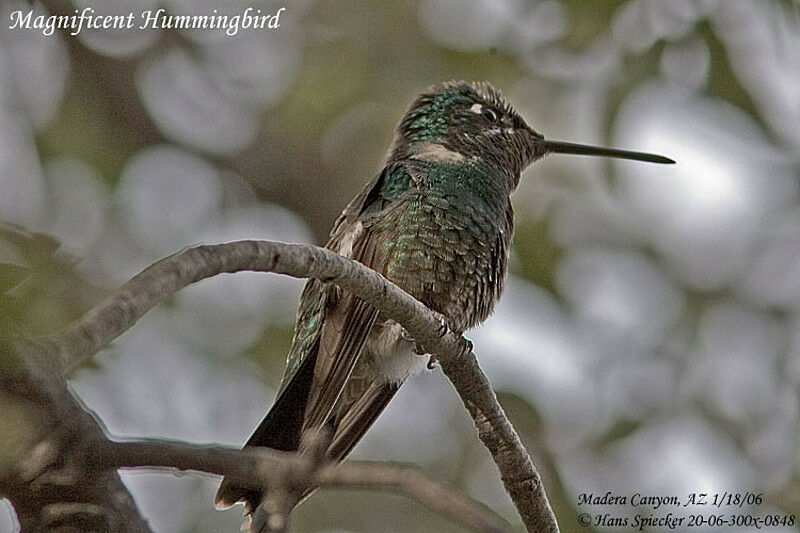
[215,81,673,515]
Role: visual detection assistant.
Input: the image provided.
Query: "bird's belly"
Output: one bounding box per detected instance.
[363,319,427,385]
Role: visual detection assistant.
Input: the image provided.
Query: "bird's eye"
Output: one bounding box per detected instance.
[481,107,499,123]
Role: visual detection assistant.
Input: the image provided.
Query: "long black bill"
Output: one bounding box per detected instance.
[540,139,675,164]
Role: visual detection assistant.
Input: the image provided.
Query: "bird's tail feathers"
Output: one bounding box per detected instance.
[214,347,319,510]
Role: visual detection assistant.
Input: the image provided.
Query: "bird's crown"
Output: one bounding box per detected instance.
[398,81,526,143]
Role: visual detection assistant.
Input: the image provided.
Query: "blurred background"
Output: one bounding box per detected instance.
[1,0,798,531]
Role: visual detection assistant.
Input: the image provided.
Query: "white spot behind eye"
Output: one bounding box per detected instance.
[469,103,483,114]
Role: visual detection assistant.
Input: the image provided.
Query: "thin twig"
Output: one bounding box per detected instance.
[88,438,509,533]
[317,462,508,533]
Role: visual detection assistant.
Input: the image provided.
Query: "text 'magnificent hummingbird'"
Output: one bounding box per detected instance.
[216,81,674,513]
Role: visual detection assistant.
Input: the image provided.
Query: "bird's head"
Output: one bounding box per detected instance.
[389,81,673,185]
[390,81,538,183]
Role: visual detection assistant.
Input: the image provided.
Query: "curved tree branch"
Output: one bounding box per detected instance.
[42,240,560,532]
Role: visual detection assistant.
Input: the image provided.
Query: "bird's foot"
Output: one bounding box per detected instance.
[400,312,452,367]
[418,313,450,367]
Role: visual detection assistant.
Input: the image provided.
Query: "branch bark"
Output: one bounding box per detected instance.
[41,240,559,532]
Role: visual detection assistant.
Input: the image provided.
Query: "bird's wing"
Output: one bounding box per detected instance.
[275,162,405,388]
[304,162,416,455]
[298,160,412,431]
[299,233,382,432]
[216,163,412,509]
[278,162,412,432]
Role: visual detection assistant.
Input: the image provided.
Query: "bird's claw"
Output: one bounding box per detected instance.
[457,337,473,358]
[433,313,449,338]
